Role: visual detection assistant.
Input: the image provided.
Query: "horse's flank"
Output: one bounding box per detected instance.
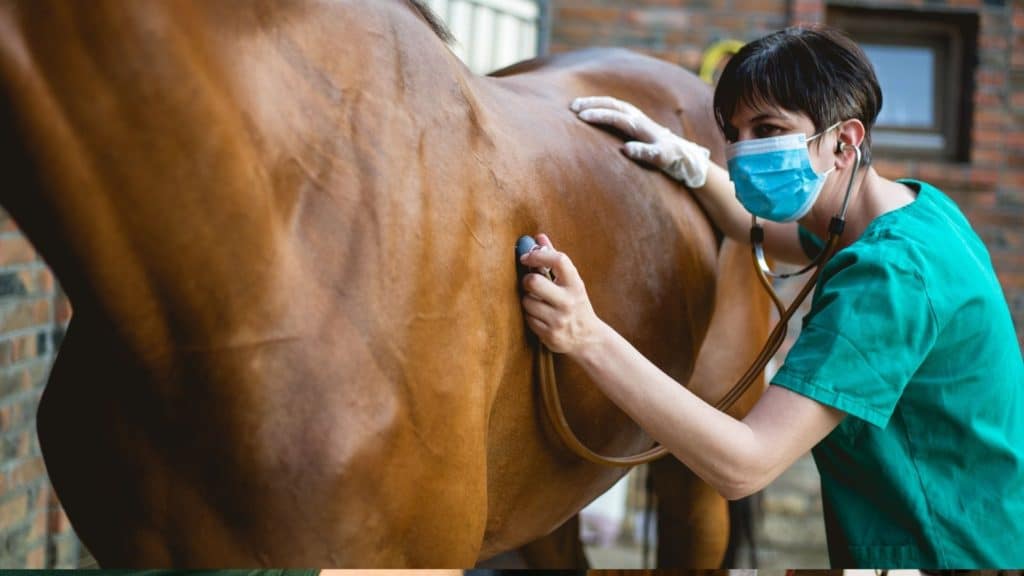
[0,0,764,566]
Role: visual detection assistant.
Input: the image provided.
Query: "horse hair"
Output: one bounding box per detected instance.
[408,0,455,45]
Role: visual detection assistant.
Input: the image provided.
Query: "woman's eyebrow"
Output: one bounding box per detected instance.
[749,112,787,123]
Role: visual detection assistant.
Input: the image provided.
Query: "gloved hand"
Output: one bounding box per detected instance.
[571,96,710,188]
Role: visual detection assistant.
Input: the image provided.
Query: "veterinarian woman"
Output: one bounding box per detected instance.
[519,26,1024,568]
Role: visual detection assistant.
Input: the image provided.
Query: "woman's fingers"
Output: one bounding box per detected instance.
[521,271,569,309]
[577,108,642,138]
[521,292,560,326]
[520,245,582,289]
[623,141,665,165]
[570,96,636,114]
[517,234,600,356]
[525,315,552,339]
[536,233,555,250]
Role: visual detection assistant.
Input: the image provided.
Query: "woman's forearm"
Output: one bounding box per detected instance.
[573,320,770,499]
[692,163,752,245]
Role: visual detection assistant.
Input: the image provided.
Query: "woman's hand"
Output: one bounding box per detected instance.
[571,96,710,188]
[519,234,605,357]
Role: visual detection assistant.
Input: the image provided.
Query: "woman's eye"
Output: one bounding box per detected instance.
[755,125,783,137]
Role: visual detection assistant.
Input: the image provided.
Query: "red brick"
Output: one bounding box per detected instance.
[557,6,621,24]
[710,14,748,30]
[973,128,1005,147]
[977,69,1006,88]
[28,509,46,542]
[33,299,49,324]
[1000,170,1024,189]
[971,147,1005,165]
[960,189,999,209]
[993,251,1024,271]
[0,493,27,529]
[980,35,1009,51]
[974,108,1009,127]
[49,506,72,534]
[55,296,72,325]
[10,334,37,363]
[0,302,35,333]
[998,273,1024,291]
[917,162,970,187]
[36,269,53,295]
[0,403,17,432]
[974,90,1002,107]
[626,9,694,29]
[733,0,785,13]
[19,430,31,457]
[969,209,1024,229]
[969,168,1000,188]
[25,544,45,568]
[868,157,909,178]
[0,236,37,266]
[8,458,46,490]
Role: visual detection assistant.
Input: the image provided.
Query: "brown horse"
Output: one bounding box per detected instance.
[0,0,768,567]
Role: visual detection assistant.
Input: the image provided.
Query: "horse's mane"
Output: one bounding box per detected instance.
[408,0,455,45]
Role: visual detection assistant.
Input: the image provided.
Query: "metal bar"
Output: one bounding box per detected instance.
[466,1,478,68]
[536,0,551,56]
[459,0,538,20]
[490,9,501,70]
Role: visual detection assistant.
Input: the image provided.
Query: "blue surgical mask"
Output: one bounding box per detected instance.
[726,123,840,222]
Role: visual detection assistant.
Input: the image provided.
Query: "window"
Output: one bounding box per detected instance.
[426,0,550,74]
[828,6,978,162]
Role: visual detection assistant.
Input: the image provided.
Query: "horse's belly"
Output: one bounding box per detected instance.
[40,312,495,566]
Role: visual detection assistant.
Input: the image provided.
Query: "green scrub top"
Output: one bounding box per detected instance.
[773,179,1024,568]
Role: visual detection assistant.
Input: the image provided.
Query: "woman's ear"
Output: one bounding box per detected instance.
[834,119,866,169]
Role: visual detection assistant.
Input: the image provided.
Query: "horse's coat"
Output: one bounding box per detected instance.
[0,0,768,566]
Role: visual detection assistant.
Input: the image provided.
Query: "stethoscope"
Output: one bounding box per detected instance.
[715,141,864,411]
[516,141,863,467]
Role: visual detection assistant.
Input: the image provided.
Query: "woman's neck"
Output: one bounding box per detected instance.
[804,166,915,250]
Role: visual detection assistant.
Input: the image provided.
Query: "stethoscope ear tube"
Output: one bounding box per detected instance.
[720,146,863,407]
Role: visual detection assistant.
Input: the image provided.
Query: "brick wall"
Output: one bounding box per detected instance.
[0,209,77,568]
[550,0,1024,349]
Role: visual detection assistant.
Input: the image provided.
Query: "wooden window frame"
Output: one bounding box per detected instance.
[828,6,978,162]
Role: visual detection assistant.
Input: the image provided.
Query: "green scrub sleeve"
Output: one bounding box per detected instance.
[771,242,938,428]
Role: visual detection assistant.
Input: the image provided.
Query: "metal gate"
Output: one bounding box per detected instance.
[425,0,550,74]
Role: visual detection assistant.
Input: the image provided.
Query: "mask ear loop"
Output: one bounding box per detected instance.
[712,144,862,411]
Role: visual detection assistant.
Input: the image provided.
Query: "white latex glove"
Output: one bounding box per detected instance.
[571,96,710,188]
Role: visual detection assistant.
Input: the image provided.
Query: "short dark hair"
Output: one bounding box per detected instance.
[712,26,883,165]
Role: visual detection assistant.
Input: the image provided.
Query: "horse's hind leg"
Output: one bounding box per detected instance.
[650,456,729,567]
[518,515,589,568]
